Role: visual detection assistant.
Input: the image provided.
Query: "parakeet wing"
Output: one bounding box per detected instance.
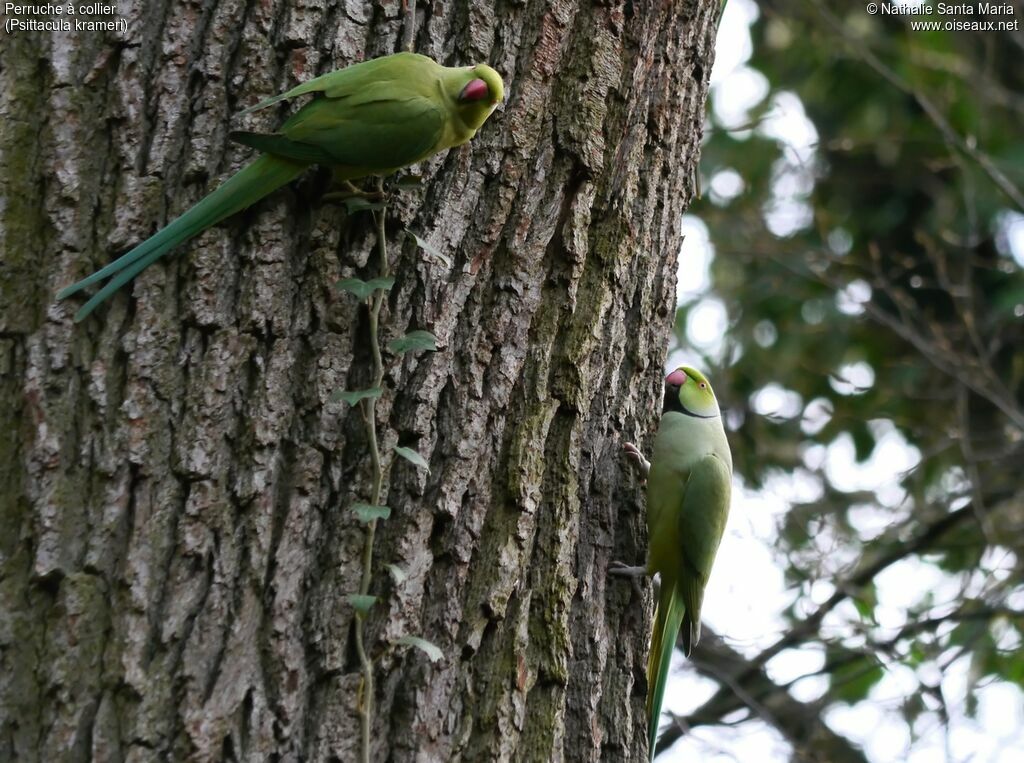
[677,454,732,627]
[237,52,437,115]
[280,95,447,169]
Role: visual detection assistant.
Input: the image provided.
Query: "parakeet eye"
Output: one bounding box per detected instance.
[460,79,489,102]
[700,382,707,389]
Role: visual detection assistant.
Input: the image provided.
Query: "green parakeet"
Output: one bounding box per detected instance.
[57,52,504,322]
[623,366,732,760]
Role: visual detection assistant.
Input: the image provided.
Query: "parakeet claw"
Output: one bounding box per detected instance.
[623,442,651,476]
[608,562,647,579]
[609,561,648,599]
[323,180,389,204]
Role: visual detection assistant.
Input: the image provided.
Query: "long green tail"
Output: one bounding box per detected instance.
[647,583,686,761]
[58,154,305,322]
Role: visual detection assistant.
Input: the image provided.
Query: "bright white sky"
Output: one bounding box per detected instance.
[659,1,1024,761]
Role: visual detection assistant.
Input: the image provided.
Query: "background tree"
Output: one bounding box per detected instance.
[663,1,1024,760]
[0,0,723,760]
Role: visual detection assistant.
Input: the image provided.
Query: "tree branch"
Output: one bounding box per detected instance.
[658,627,869,763]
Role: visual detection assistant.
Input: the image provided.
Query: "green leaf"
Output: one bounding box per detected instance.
[394,446,429,471]
[395,635,443,663]
[904,690,928,723]
[387,564,407,584]
[949,619,989,648]
[388,330,438,354]
[331,387,383,405]
[851,423,875,462]
[347,594,377,614]
[852,597,873,622]
[851,582,877,624]
[352,503,391,522]
[336,276,395,300]
[827,648,884,704]
[343,197,386,213]
[406,229,452,267]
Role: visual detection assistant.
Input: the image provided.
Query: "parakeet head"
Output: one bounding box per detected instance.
[453,64,504,129]
[664,366,720,419]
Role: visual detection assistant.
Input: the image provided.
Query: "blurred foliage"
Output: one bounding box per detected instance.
[672,1,1024,759]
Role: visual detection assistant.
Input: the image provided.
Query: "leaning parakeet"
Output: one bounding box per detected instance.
[57,52,504,321]
[619,366,732,760]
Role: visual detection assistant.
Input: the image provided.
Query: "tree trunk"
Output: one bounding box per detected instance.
[0,1,719,760]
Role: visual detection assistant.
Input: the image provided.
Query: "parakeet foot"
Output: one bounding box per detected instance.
[323,180,389,204]
[609,561,647,598]
[608,562,647,579]
[623,442,651,477]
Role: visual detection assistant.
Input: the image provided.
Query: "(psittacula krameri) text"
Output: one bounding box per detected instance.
[57,52,504,322]
[619,366,733,760]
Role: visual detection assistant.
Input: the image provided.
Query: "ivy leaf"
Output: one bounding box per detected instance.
[352,503,391,522]
[394,446,429,471]
[395,635,443,663]
[336,276,395,300]
[387,564,407,584]
[331,387,383,405]
[406,230,452,267]
[343,197,386,214]
[347,594,377,614]
[388,330,438,354]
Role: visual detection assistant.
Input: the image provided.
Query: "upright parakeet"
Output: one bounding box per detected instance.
[57,52,504,322]
[621,366,733,760]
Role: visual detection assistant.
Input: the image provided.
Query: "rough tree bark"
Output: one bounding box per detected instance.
[0,0,719,760]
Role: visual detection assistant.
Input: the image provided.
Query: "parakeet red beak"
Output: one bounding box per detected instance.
[459,79,489,102]
[666,369,688,386]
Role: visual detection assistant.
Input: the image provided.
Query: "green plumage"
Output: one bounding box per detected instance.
[644,367,732,760]
[58,52,504,322]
